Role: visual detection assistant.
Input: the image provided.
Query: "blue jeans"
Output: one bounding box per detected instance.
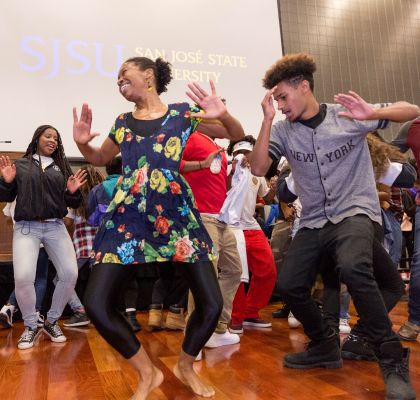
[384,210,403,267]
[339,286,351,320]
[408,206,420,325]
[8,247,49,312]
[13,220,78,329]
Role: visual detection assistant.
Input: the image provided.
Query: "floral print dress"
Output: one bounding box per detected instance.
[91,102,217,265]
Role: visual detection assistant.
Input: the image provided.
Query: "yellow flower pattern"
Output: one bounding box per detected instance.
[150,169,167,192]
[164,137,182,161]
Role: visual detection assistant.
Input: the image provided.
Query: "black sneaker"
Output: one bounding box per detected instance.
[43,321,67,342]
[283,332,343,369]
[341,334,375,361]
[18,326,39,349]
[377,342,417,400]
[124,311,142,333]
[272,304,290,318]
[63,311,90,327]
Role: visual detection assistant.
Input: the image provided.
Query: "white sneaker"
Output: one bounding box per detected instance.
[36,312,45,328]
[0,304,15,329]
[195,349,203,362]
[18,326,39,349]
[288,311,301,328]
[204,331,240,348]
[339,318,351,334]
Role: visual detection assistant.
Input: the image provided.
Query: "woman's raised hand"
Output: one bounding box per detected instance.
[73,104,100,145]
[66,169,87,193]
[0,156,16,183]
[186,80,227,119]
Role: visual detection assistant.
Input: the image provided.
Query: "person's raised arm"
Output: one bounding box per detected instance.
[334,91,420,123]
[187,80,245,141]
[73,104,120,166]
[250,87,277,177]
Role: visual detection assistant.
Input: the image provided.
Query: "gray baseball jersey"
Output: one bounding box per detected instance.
[268,103,391,229]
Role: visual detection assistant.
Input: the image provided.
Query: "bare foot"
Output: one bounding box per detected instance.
[174,362,215,398]
[129,365,164,400]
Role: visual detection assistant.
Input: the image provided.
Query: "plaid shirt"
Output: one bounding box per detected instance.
[72,223,97,259]
[388,187,404,222]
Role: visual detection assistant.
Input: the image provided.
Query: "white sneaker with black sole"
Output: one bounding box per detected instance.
[0,304,16,329]
[18,326,39,349]
[43,321,67,342]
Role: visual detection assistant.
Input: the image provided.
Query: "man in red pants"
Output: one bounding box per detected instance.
[225,136,277,334]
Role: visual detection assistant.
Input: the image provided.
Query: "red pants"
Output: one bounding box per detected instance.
[231,230,276,323]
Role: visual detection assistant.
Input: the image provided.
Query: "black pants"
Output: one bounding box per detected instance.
[84,261,223,359]
[152,263,188,309]
[278,214,400,353]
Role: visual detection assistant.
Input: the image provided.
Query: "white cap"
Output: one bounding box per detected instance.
[233,141,254,153]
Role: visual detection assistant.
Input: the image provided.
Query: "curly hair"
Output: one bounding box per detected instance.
[74,165,105,220]
[24,125,74,210]
[227,135,256,156]
[124,56,172,95]
[262,53,316,92]
[366,132,407,180]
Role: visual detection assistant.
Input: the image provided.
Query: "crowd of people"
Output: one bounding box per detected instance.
[0,52,419,400]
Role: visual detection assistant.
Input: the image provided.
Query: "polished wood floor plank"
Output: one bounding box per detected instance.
[86,328,121,373]
[0,301,418,399]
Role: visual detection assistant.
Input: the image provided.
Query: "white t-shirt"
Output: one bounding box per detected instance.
[67,208,86,225]
[227,164,270,231]
[32,154,54,170]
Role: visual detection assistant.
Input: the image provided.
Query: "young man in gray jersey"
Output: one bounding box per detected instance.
[251,52,419,400]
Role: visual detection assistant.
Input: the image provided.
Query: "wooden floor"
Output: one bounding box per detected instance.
[0,302,418,400]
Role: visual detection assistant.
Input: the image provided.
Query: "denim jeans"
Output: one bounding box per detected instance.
[339,284,351,320]
[13,220,78,329]
[384,209,403,267]
[408,206,420,325]
[8,247,49,312]
[53,257,87,312]
[278,214,400,353]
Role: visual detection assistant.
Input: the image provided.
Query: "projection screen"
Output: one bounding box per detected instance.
[0,0,284,157]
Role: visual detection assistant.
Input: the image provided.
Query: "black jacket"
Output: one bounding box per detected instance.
[0,156,82,222]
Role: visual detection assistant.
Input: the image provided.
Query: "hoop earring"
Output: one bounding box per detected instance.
[147,79,152,91]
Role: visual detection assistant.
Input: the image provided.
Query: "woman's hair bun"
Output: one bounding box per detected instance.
[155,57,172,95]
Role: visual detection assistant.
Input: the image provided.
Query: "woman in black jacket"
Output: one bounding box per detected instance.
[0,125,86,349]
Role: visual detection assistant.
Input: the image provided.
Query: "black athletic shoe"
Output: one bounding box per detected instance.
[272,304,290,318]
[125,311,142,333]
[377,342,417,400]
[283,332,343,369]
[63,311,90,327]
[341,334,375,361]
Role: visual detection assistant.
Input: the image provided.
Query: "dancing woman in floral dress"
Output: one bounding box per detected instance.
[73,56,244,399]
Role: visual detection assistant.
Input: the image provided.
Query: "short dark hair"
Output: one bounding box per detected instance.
[105,156,123,176]
[124,56,172,95]
[227,135,256,156]
[263,52,316,92]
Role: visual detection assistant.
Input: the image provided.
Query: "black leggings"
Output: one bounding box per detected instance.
[84,261,222,359]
